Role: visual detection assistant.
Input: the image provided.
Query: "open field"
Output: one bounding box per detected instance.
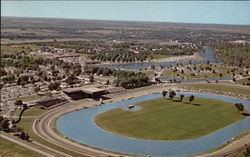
[95,97,245,140]
[179,84,250,96]
[0,137,45,157]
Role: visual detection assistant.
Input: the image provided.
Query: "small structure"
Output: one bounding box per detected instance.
[128,105,135,109]
[36,97,68,109]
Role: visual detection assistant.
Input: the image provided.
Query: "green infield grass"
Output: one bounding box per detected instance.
[95,97,245,140]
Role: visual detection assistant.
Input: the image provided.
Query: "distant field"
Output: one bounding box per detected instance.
[0,137,45,157]
[179,84,250,96]
[95,97,245,140]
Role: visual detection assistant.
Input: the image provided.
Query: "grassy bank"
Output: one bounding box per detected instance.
[0,137,45,157]
[95,97,245,140]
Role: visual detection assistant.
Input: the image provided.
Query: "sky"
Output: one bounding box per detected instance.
[1,1,250,25]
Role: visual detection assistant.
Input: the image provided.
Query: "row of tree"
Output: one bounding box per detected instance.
[162,90,194,103]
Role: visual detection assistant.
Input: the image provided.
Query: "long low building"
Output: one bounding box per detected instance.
[36,97,69,109]
[63,86,125,100]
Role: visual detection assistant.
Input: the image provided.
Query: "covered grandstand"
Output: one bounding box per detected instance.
[63,86,125,100]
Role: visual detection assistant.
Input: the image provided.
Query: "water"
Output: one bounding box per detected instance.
[98,46,221,70]
[57,93,250,157]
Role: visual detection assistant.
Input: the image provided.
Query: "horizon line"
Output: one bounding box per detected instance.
[2,16,250,27]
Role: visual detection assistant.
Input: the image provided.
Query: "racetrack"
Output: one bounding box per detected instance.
[33,85,250,157]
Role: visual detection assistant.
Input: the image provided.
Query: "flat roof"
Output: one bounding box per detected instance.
[63,87,84,93]
[105,87,125,94]
[82,87,106,94]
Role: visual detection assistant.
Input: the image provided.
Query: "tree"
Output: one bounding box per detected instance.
[243,146,250,157]
[235,103,244,112]
[14,100,23,106]
[48,82,61,91]
[89,75,95,83]
[180,94,185,102]
[66,74,78,85]
[169,90,176,100]
[34,87,41,93]
[19,131,26,140]
[0,119,10,132]
[162,90,168,98]
[189,95,195,103]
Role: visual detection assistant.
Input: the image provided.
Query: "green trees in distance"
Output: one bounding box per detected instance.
[90,51,149,63]
[85,66,150,89]
[210,42,250,67]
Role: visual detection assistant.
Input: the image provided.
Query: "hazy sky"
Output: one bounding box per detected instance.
[2,1,250,25]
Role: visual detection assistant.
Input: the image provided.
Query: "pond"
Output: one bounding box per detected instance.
[57,93,250,157]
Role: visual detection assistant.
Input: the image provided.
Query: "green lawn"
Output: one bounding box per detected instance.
[95,97,245,140]
[9,95,44,102]
[0,137,45,157]
[14,107,45,117]
[180,84,250,96]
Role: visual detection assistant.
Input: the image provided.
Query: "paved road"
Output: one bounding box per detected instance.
[33,85,250,157]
